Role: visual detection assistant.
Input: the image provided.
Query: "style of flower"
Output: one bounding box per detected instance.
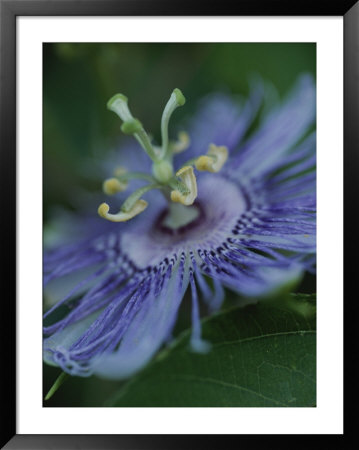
[43,76,316,379]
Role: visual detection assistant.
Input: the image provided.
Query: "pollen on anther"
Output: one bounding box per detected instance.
[195,144,228,173]
[103,177,128,195]
[98,200,148,222]
[171,166,198,206]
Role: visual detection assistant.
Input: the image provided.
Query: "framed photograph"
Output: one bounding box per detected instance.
[1,0,355,448]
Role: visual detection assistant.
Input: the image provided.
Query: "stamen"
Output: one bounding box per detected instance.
[102,89,226,222]
[168,178,190,196]
[114,169,155,184]
[170,166,197,206]
[103,177,128,195]
[98,200,148,222]
[121,184,161,213]
[113,166,127,178]
[98,183,162,223]
[171,131,190,154]
[104,168,155,194]
[160,89,186,159]
[195,144,228,173]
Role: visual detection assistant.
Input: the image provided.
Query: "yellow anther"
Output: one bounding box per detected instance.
[195,144,228,173]
[113,166,127,178]
[98,200,148,222]
[170,166,197,206]
[172,131,190,154]
[195,155,213,172]
[103,178,128,195]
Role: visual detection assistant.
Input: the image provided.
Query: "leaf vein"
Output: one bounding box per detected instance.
[211,330,315,348]
[165,374,288,406]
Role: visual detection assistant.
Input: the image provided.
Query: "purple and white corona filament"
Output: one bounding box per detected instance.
[44,76,316,379]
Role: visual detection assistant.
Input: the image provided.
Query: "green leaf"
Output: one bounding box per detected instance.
[106,301,316,407]
[266,293,317,319]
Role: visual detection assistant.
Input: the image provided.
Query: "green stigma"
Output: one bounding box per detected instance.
[99,88,228,223]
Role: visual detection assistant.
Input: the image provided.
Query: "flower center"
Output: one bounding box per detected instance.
[158,202,202,233]
[97,89,229,225]
[119,175,247,269]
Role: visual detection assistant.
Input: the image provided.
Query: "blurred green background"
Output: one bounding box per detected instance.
[43,43,316,406]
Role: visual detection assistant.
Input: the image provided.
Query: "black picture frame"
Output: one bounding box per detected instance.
[1,1,356,448]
